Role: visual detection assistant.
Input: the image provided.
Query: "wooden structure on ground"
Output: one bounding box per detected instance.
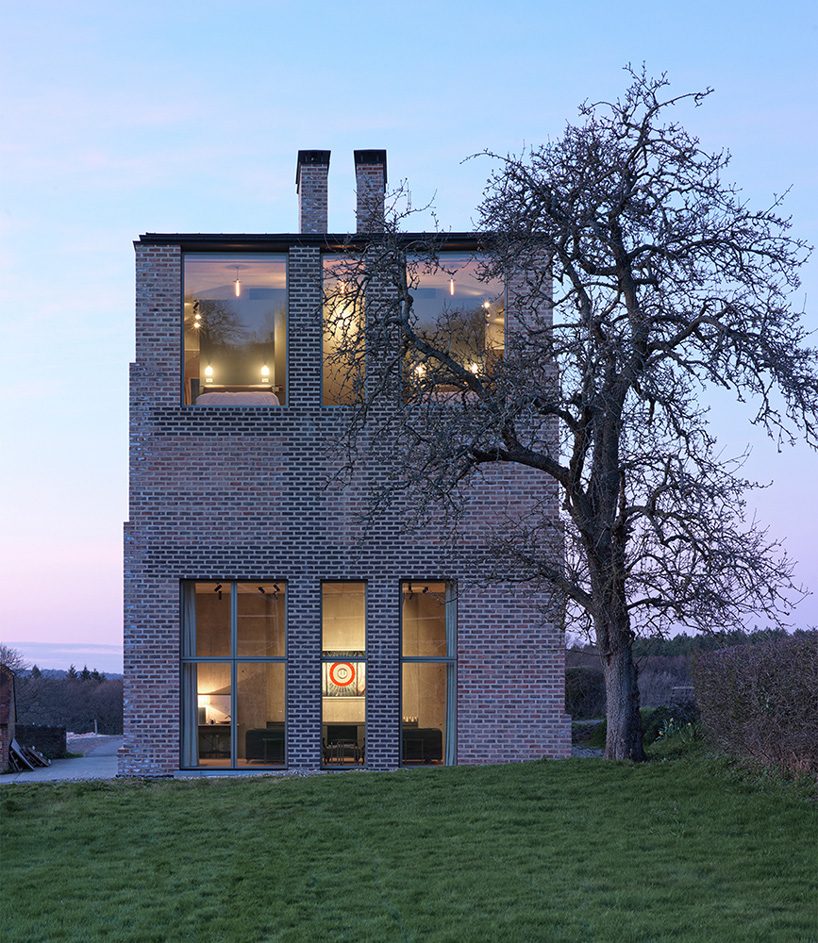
[9,739,50,771]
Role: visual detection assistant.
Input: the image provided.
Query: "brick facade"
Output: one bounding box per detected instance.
[119,160,569,777]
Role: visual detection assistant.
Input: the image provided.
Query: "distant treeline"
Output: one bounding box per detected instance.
[566,628,817,713]
[15,666,123,735]
[631,627,815,657]
[569,627,815,659]
[20,665,124,681]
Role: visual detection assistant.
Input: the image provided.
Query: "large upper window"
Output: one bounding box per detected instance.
[406,253,504,393]
[183,254,287,406]
[181,581,287,769]
[401,581,456,765]
[322,255,364,405]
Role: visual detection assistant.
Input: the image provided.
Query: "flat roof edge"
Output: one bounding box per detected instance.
[135,232,490,250]
[138,231,483,242]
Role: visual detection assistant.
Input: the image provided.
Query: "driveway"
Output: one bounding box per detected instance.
[0,735,122,785]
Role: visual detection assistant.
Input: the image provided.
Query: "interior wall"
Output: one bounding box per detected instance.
[402,586,446,656]
[195,586,231,656]
[237,663,285,757]
[322,584,366,651]
[322,697,365,724]
[237,589,286,656]
[402,663,446,731]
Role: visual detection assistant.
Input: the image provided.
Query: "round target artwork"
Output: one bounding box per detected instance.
[329,662,355,687]
[324,661,366,696]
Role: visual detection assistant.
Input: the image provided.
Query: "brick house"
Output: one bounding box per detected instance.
[118,149,570,776]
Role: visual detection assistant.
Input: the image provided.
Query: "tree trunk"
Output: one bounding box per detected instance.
[602,641,645,761]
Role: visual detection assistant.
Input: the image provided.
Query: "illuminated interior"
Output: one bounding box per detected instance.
[181,581,287,768]
[322,255,364,405]
[407,253,504,392]
[401,581,454,764]
[180,579,457,770]
[183,254,287,406]
[322,582,366,765]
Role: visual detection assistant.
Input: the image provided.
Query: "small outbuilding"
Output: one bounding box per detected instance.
[0,664,16,773]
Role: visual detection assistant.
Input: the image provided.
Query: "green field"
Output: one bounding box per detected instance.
[1,744,815,942]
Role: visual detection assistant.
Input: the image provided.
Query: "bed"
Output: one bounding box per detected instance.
[195,390,281,406]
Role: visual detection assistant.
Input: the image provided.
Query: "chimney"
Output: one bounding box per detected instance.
[354,149,387,232]
[296,150,331,233]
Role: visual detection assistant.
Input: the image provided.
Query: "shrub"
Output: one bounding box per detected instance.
[577,706,696,751]
[656,718,701,744]
[565,666,606,719]
[693,633,818,776]
[641,699,699,742]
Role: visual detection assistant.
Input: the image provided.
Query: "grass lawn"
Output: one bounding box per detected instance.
[1,744,815,943]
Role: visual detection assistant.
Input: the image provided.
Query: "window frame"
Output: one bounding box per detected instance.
[180,579,288,770]
[320,580,368,769]
[180,252,290,408]
[399,580,457,766]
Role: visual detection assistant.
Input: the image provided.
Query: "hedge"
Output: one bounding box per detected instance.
[693,633,818,776]
[565,666,605,719]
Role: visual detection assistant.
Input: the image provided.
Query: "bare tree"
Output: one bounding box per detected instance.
[0,643,28,673]
[325,68,816,760]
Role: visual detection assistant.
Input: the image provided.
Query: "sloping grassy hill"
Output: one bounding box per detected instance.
[1,746,815,942]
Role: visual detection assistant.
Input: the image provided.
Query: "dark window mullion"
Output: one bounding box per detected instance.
[445,582,457,764]
[186,656,286,663]
[231,581,238,768]
[401,657,455,664]
[446,661,456,765]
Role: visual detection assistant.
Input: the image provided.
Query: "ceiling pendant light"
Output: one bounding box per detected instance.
[449,277,455,296]
[234,266,241,298]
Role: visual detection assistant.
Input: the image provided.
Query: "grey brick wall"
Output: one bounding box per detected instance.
[297,151,330,235]
[119,239,570,777]
[355,150,386,233]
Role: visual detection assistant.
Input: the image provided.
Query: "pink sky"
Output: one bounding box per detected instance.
[1,3,816,671]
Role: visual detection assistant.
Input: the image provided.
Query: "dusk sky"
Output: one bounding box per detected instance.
[1,2,816,673]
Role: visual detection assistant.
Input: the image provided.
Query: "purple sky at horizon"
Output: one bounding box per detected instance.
[1,2,816,672]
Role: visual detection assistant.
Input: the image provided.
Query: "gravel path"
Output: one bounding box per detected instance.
[0,736,122,785]
[66,734,123,757]
[571,719,604,757]
[571,745,604,758]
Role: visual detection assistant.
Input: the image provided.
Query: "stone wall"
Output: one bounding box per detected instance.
[15,724,67,759]
[0,666,14,773]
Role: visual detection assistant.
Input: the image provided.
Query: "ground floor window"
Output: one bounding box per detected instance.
[178,579,456,770]
[401,581,456,765]
[322,582,366,766]
[181,581,287,768]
